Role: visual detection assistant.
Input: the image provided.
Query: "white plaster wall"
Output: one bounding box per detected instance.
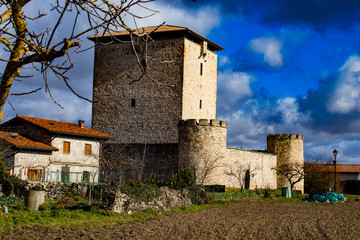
[12,152,51,180]
[206,148,277,189]
[51,136,100,167]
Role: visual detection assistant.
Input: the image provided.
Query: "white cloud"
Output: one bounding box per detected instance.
[219,56,230,67]
[327,55,360,114]
[217,71,254,112]
[220,108,274,149]
[250,37,283,67]
[4,90,92,126]
[130,3,221,36]
[276,97,306,124]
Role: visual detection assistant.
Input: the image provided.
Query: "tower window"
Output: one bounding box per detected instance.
[199,100,202,109]
[131,99,136,108]
[200,63,203,76]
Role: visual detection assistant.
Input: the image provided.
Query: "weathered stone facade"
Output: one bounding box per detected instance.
[267,134,304,191]
[178,119,277,189]
[91,29,219,144]
[90,26,304,191]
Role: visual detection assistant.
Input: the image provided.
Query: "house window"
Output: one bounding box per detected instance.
[199,100,202,109]
[85,144,92,156]
[27,169,43,181]
[63,141,70,154]
[83,171,90,183]
[131,99,136,108]
[200,63,203,76]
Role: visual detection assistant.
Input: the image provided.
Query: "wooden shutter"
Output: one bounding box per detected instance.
[85,144,91,155]
[63,141,70,154]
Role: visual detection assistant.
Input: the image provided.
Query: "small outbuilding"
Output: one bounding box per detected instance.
[0,115,112,183]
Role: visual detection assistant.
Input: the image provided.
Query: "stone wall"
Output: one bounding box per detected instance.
[104,187,192,214]
[178,119,227,184]
[267,134,304,192]
[224,148,277,189]
[101,143,178,180]
[178,119,277,188]
[182,39,218,120]
[50,136,100,170]
[92,38,185,144]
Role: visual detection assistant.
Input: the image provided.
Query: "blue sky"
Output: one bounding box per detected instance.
[3,0,360,163]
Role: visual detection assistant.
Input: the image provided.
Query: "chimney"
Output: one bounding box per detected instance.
[78,120,85,128]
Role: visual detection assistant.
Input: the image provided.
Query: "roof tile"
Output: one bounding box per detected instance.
[16,115,113,139]
[0,131,57,151]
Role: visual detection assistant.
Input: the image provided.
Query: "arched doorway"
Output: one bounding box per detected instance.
[245,170,250,189]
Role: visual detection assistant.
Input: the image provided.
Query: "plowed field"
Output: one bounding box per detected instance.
[4,201,360,239]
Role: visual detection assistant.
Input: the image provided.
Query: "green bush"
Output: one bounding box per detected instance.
[120,180,160,203]
[166,164,196,190]
[0,157,6,182]
[1,175,27,197]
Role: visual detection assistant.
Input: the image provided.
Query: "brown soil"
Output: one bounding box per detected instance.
[3,201,360,240]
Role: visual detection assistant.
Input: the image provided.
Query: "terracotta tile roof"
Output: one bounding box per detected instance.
[88,25,223,51]
[307,163,360,173]
[15,115,113,139]
[0,131,57,151]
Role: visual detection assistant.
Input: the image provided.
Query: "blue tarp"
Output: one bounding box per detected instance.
[304,191,345,202]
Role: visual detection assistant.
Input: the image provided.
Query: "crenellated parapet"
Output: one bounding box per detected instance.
[178,119,227,128]
[267,133,303,140]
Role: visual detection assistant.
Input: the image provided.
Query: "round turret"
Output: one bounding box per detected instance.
[267,134,304,192]
[178,119,227,184]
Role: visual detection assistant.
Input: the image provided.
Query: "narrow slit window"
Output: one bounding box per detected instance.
[200,63,203,76]
[199,100,202,109]
[131,99,136,108]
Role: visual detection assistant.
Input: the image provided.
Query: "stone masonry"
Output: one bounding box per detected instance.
[90,26,304,191]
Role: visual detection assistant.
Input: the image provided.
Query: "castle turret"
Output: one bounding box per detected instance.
[267,134,304,192]
[178,119,227,184]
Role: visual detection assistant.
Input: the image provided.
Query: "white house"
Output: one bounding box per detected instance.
[0,115,112,183]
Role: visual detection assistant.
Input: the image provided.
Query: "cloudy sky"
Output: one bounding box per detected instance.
[3,0,360,163]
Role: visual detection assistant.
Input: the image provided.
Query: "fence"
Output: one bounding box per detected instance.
[29,171,101,184]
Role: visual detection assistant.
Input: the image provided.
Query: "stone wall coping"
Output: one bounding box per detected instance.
[179,119,227,128]
[227,147,277,156]
[267,134,303,140]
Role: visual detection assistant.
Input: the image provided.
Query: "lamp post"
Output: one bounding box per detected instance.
[333,149,338,192]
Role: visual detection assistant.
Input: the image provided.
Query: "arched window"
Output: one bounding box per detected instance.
[131,99,136,108]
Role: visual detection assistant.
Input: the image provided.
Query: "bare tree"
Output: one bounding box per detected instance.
[98,143,149,184]
[304,159,336,194]
[224,161,262,189]
[196,153,223,185]
[273,163,304,190]
[0,0,158,122]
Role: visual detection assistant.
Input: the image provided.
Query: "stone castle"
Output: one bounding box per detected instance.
[88,25,304,191]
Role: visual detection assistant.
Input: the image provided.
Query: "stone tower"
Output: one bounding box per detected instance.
[178,119,227,184]
[89,25,223,144]
[267,134,304,192]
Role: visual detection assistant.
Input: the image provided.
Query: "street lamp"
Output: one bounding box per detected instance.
[333,149,338,192]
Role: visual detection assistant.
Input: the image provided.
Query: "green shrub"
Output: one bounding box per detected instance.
[166,164,196,190]
[0,157,6,182]
[120,180,160,202]
[1,175,27,197]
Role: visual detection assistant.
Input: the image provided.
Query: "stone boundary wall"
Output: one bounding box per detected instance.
[26,182,89,200]
[103,187,192,214]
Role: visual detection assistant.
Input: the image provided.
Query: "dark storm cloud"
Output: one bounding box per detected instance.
[297,75,360,136]
[166,0,360,30]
